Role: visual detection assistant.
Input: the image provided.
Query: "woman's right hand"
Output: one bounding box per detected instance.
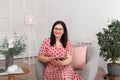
[38,55,50,63]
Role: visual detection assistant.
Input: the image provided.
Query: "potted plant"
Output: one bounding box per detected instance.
[0,32,27,70]
[96,19,120,76]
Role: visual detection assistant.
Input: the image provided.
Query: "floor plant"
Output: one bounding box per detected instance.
[96,19,120,76]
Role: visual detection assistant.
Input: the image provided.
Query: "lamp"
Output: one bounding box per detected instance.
[23,15,38,65]
[26,15,35,26]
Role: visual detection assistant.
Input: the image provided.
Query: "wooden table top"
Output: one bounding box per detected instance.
[0,67,30,76]
[8,67,30,75]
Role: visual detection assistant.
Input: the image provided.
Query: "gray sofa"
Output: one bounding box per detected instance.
[35,46,99,80]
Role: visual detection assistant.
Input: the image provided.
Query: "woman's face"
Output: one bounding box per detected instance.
[53,24,64,39]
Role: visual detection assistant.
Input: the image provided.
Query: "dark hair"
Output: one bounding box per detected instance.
[50,20,68,48]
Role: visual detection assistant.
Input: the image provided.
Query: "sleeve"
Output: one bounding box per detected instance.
[66,40,73,56]
[38,39,49,55]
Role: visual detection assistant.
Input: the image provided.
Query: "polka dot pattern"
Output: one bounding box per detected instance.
[39,38,83,80]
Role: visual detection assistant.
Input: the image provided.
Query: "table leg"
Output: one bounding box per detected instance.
[8,75,15,80]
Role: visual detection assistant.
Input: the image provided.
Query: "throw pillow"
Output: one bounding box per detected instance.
[71,45,87,70]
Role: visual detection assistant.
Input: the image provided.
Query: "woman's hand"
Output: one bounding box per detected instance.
[38,55,51,63]
[61,54,72,65]
[50,55,72,66]
[50,59,64,65]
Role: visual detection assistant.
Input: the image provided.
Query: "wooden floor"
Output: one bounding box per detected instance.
[0,57,106,80]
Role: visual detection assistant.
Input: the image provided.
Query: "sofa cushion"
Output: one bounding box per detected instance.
[71,45,87,70]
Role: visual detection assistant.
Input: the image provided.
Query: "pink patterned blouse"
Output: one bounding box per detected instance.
[39,38,83,80]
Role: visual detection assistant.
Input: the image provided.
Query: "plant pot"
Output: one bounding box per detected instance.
[5,55,14,70]
[107,63,120,76]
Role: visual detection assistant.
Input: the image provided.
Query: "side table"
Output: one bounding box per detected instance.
[0,67,30,80]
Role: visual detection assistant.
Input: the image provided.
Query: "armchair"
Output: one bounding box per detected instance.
[35,45,99,80]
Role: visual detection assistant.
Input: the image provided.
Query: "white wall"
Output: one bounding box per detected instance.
[47,0,120,69]
[0,0,49,59]
[47,0,110,43]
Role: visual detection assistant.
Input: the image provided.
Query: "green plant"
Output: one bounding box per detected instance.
[96,19,120,64]
[0,32,27,56]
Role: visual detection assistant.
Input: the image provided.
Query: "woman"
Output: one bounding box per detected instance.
[38,20,83,80]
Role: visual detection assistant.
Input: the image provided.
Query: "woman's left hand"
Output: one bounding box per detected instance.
[49,54,72,66]
[55,59,64,65]
[50,59,64,65]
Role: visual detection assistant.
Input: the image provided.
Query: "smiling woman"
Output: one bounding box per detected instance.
[37,20,83,80]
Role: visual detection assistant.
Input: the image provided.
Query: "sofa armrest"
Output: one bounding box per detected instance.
[75,46,99,80]
[35,60,46,80]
